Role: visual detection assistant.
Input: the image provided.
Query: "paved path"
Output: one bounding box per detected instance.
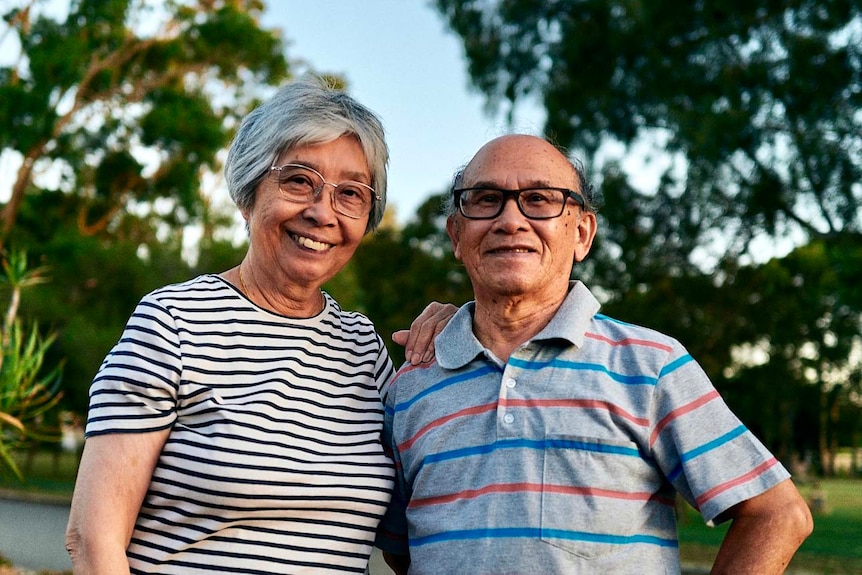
[0,497,72,572]
[0,496,393,574]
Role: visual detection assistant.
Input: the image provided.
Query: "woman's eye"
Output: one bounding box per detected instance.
[285,175,313,187]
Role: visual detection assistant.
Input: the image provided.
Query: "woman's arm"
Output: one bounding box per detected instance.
[65,429,170,574]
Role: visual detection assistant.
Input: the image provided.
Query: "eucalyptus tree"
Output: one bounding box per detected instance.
[433,0,862,471]
[0,0,289,249]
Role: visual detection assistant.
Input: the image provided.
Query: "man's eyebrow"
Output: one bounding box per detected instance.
[464,180,557,189]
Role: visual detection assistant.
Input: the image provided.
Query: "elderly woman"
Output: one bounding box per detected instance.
[65,77,450,574]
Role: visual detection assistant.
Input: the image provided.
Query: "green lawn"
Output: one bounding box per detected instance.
[0,449,78,501]
[678,478,862,574]
[3,451,861,573]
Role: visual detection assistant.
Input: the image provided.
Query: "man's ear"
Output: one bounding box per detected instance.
[446,215,462,261]
[573,211,597,263]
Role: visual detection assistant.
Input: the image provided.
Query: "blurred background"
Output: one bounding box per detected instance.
[0,0,860,573]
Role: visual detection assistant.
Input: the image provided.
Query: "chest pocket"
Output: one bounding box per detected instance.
[540,433,648,559]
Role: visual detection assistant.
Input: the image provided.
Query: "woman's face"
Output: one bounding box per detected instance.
[242,134,372,292]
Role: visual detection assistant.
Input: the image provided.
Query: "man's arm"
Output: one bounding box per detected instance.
[711,479,813,575]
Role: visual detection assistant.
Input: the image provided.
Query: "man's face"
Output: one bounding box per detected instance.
[446,135,597,302]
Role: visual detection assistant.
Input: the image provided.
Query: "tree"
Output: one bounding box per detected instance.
[0,0,292,416]
[434,0,861,265]
[434,0,862,470]
[0,0,289,249]
[718,241,862,472]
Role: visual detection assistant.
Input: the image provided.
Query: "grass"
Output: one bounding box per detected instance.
[0,449,78,501]
[3,451,862,573]
[677,478,862,574]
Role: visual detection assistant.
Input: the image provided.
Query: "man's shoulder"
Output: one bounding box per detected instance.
[388,356,476,403]
[587,313,683,353]
[393,358,450,383]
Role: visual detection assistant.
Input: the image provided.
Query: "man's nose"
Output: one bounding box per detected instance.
[494,195,527,228]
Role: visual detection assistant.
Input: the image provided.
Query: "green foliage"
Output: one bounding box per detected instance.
[0,250,63,481]
[435,0,862,259]
[0,0,290,244]
[436,0,862,473]
[344,196,474,363]
[0,1,288,418]
[720,238,862,468]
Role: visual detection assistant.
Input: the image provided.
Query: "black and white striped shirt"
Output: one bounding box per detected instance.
[86,274,396,574]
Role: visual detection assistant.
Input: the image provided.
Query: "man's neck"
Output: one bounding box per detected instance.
[472,286,569,361]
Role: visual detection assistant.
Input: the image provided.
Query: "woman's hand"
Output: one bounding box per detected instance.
[392,302,458,365]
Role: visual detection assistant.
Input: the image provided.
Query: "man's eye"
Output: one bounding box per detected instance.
[475,192,502,204]
[523,190,561,205]
[525,192,550,204]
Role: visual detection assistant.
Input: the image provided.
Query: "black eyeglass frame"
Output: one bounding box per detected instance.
[453,187,586,220]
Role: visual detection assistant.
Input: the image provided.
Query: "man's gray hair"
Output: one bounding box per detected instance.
[225,75,389,232]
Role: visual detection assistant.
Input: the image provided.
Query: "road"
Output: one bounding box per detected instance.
[0,496,72,572]
[0,496,394,573]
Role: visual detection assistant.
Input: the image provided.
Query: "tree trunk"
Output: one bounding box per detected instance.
[818,385,833,476]
[0,152,38,248]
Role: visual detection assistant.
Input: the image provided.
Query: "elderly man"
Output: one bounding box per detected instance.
[376,134,812,574]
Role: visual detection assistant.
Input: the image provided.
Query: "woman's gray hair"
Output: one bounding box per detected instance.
[225,75,389,232]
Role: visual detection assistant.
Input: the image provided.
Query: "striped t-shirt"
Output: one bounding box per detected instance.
[86,274,395,574]
[376,281,789,574]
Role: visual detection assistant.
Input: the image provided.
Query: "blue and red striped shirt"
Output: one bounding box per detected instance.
[376,281,788,573]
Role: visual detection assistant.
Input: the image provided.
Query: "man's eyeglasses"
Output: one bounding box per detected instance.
[270,163,381,219]
[453,187,586,220]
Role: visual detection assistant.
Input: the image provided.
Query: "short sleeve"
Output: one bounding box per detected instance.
[85,295,182,436]
[650,346,790,522]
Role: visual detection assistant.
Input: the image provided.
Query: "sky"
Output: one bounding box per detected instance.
[261,2,546,223]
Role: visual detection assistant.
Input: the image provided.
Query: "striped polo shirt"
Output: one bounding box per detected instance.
[376,281,788,574]
[86,274,395,574]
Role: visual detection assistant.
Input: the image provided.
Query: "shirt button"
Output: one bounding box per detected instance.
[506,378,516,388]
[503,413,515,424]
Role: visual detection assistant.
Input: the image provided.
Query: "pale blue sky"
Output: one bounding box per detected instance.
[264,2,546,223]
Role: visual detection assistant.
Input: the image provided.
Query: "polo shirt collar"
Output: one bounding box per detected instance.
[436,280,601,370]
